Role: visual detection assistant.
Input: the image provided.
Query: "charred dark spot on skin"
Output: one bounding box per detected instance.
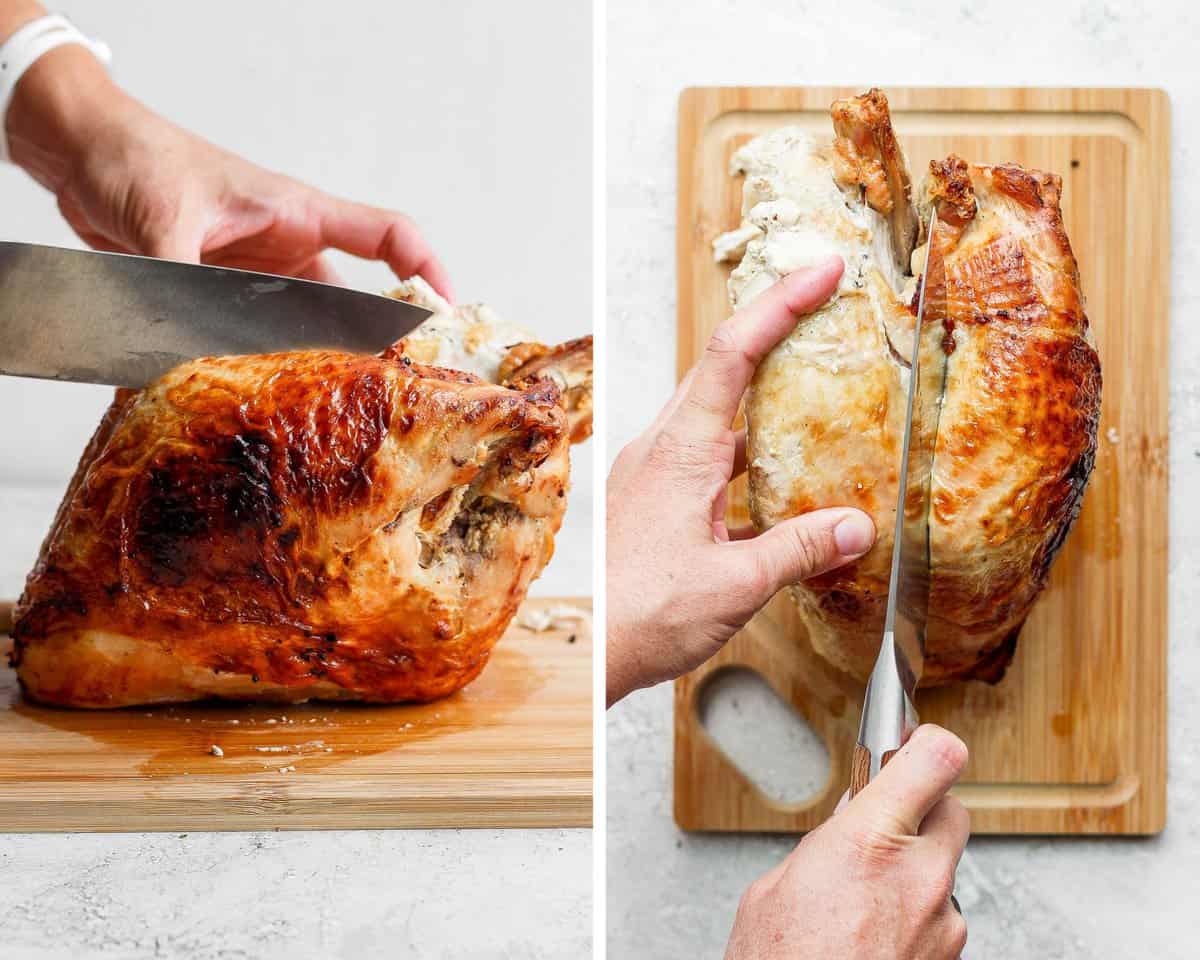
[130,432,282,586]
[822,588,869,620]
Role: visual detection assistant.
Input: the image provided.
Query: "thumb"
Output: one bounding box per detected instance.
[733,508,874,598]
[842,724,968,836]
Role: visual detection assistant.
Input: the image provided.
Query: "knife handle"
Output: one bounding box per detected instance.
[849,743,898,798]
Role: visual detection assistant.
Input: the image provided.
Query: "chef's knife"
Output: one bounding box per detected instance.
[849,208,948,797]
[0,242,432,387]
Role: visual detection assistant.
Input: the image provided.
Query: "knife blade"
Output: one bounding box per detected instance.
[0,242,432,387]
[850,207,949,796]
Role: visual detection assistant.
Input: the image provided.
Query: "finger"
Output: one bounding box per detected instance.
[939,903,969,958]
[296,255,345,286]
[144,227,201,263]
[647,365,699,436]
[712,483,728,535]
[730,507,874,596]
[319,195,455,301]
[919,794,970,856]
[731,429,747,478]
[846,724,969,836]
[55,196,129,254]
[80,234,135,255]
[671,257,843,440]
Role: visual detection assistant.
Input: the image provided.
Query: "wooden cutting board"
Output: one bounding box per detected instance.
[0,597,591,831]
[674,87,1169,835]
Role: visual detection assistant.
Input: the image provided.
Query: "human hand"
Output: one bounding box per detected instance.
[605,257,876,705]
[725,724,969,960]
[5,43,452,296]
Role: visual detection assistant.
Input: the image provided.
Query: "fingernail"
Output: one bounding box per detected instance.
[833,513,874,555]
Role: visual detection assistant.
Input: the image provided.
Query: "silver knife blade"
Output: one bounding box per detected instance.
[885,206,948,696]
[0,242,432,387]
[853,207,949,786]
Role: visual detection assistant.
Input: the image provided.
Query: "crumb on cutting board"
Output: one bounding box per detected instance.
[516,603,591,632]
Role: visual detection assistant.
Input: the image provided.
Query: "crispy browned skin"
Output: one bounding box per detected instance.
[919,156,1100,681]
[12,343,587,708]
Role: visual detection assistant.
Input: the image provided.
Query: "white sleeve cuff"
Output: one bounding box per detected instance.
[0,14,112,163]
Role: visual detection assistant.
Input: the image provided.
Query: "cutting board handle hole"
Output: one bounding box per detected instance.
[697,667,830,805]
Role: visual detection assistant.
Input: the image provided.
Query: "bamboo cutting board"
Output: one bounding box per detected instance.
[0,597,591,831]
[674,87,1169,835]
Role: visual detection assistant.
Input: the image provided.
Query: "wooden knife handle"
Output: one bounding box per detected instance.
[849,743,898,798]
[0,600,13,636]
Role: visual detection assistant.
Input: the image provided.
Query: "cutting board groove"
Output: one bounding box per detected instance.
[674,86,1168,835]
[0,597,591,831]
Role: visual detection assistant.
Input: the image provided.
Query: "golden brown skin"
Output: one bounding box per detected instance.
[13,334,593,708]
[743,92,1100,687]
[920,157,1100,681]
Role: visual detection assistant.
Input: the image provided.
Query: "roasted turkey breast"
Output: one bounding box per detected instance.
[715,89,1100,687]
[12,281,592,707]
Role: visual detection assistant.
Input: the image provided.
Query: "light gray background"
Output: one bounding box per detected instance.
[0,2,592,958]
[606,0,1197,957]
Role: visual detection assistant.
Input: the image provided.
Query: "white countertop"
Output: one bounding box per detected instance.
[0,830,589,958]
[0,2,593,957]
[606,0,1199,956]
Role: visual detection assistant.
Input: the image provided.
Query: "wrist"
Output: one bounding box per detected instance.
[605,623,652,707]
[0,1,46,42]
[5,35,123,189]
